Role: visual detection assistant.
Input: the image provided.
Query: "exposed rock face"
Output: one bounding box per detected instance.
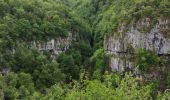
[32,32,76,57]
[104,17,170,72]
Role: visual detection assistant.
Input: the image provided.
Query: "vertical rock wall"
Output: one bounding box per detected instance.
[105,18,170,72]
[32,32,76,56]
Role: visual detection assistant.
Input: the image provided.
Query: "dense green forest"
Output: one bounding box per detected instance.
[0,0,170,99]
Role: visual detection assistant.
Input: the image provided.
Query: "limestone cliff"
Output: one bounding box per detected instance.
[104,17,170,72]
[31,32,76,57]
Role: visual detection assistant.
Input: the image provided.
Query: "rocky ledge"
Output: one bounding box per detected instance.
[104,17,170,72]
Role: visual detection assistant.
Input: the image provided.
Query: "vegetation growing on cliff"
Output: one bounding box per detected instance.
[0,0,170,99]
[70,0,170,48]
[135,49,164,72]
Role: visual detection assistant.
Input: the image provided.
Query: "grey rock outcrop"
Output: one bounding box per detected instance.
[31,32,76,57]
[104,17,170,72]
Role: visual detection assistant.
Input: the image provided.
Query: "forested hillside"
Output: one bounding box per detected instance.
[0,0,170,99]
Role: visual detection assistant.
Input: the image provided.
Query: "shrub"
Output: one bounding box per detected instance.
[135,49,161,72]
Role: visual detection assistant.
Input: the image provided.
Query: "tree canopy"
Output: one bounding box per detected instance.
[0,0,169,99]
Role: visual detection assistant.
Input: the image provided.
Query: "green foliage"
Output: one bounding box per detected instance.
[90,49,107,79]
[165,72,170,88]
[0,0,92,96]
[0,72,37,100]
[113,73,152,99]
[0,0,169,99]
[58,53,80,80]
[0,0,93,90]
[0,45,65,91]
[33,61,65,90]
[44,84,64,100]
[70,0,170,49]
[157,90,170,100]
[0,0,91,46]
[135,49,162,72]
[13,46,44,72]
[64,73,152,100]
[70,41,92,62]
[103,72,120,88]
